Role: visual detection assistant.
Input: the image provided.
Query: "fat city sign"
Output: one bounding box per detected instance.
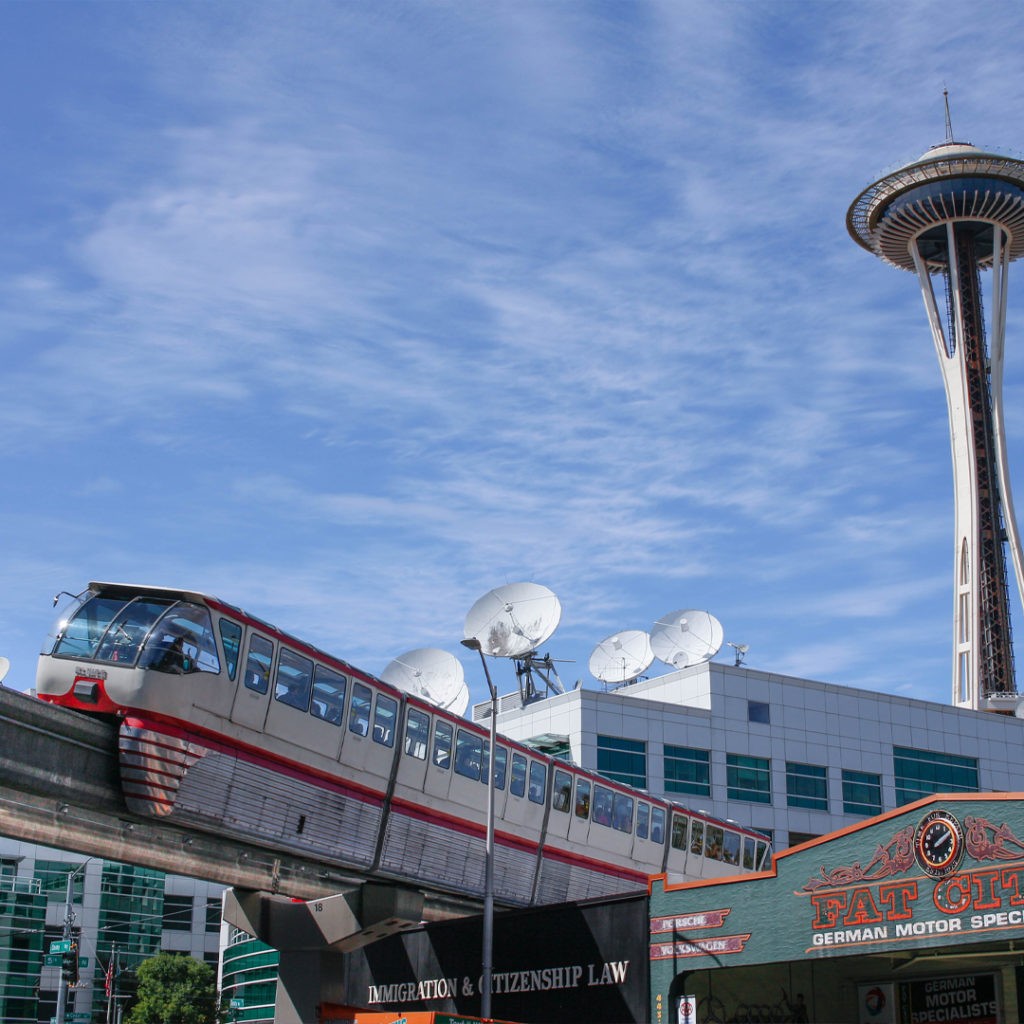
[649,793,1024,978]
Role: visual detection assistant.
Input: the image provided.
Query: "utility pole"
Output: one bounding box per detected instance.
[54,869,76,1024]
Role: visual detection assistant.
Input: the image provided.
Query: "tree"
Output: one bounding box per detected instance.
[124,951,219,1024]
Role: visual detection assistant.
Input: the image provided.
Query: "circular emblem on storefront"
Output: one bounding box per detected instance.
[914,810,964,877]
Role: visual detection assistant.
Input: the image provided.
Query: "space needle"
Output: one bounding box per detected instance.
[848,105,1024,712]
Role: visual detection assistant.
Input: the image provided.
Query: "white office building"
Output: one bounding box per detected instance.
[481,660,1024,849]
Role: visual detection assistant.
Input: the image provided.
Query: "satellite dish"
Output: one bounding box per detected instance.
[588,631,654,685]
[0,657,8,685]
[463,583,562,658]
[380,648,469,716]
[650,609,724,668]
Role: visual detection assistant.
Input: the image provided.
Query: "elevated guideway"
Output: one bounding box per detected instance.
[0,685,475,920]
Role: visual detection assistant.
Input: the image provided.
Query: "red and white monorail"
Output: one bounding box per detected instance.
[35,583,771,906]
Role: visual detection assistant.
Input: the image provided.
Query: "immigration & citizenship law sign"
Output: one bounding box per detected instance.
[649,793,1024,988]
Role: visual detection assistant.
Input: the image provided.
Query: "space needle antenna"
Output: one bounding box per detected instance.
[848,129,1024,713]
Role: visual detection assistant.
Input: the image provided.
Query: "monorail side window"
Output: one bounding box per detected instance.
[275,649,314,711]
[723,830,741,866]
[493,745,508,790]
[311,665,347,725]
[219,620,242,680]
[651,807,666,844]
[689,819,704,856]
[705,825,724,861]
[405,708,430,759]
[742,836,755,869]
[373,694,397,747]
[636,802,650,839]
[612,793,634,834]
[455,729,483,780]
[480,740,507,789]
[575,779,591,820]
[670,814,688,851]
[349,683,372,736]
[243,635,274,694]
[592,786,613,827]
[552,770,572,812]
[510,753,527,798]
[433,721,453,769]
[97,599,175,665]
[528,762,547,804]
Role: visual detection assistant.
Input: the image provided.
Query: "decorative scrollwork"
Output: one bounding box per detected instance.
[802,826,915,891]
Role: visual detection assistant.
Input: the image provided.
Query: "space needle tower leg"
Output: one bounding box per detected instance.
[849,132,1024,711]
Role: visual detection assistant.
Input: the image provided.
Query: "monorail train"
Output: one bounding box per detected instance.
[35,583,772,906]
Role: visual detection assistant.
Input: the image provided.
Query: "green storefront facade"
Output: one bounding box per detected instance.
[650,792,1024,1024]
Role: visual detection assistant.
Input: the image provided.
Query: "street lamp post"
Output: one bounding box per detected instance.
[461,637,497,1020]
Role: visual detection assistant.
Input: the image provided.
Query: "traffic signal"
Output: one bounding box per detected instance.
[61,942,79,985]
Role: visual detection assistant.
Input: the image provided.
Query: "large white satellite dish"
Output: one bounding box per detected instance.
[589,630,654,685]
[0,657,8,685]
[463,582,562,659]
[380,648,469,716]
[650,609,724,668]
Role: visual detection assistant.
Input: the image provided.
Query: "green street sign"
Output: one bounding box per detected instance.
[44,954,62,967]
[48,940,72,954]
[67,1014,92,1022]
[78,955,89,967]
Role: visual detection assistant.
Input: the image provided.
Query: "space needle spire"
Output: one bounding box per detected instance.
[848,116,1024,712]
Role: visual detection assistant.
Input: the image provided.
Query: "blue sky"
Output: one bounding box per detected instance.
[3,1,1024,710]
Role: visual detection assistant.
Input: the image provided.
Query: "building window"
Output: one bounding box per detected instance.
[36,861,85,904]
[206,897,221,933]
[786,762,828,811]
[726,754,771,803]
[664,745,711,796]
[597,735,647,790]
[162,894,194,932]
[842,769,882,817]
[893,746,979,805]
[748,700,770,724]
[788,831,821,848]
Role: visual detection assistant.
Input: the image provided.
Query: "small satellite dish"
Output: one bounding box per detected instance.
[380,648,469,716]
[464,582,562,659]
[588,631,654,685]
[650,609,724,668]
[0,657,9,685]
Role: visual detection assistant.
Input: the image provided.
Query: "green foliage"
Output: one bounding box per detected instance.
[124,951,219,1024]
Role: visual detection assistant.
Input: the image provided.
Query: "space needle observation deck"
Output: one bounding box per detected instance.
[848,134,1024,712]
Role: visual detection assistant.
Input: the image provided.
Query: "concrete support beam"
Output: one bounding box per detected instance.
[224,884,426,1024]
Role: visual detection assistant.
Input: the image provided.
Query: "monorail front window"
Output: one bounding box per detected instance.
[52,595,134,659]
[139,603,220,674]
[95,599,174,665]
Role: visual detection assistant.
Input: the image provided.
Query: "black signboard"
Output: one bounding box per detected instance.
[338,894,649,1023]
